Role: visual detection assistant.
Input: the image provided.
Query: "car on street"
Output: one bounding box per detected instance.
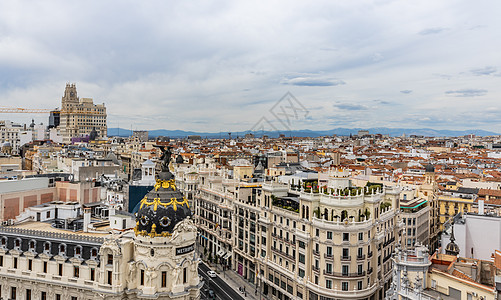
[207,270,217,278]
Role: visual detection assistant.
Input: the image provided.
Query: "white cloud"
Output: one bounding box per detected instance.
[0,0,500,131]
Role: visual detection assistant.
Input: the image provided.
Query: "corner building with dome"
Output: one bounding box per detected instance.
[0,163,201,299]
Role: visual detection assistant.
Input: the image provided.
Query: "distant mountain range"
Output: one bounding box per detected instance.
[107,127,500,138]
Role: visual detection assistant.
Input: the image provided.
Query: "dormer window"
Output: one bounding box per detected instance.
[75,246,82,258]
[29,240,36,252]
[91,248,98,259]
[59,244,66,256]
[14,238,21,250]
[44,242,51,254]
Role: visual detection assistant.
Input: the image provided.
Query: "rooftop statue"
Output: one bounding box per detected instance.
[154,145,172,173]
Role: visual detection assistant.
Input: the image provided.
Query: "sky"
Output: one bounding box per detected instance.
[0,0,500,133]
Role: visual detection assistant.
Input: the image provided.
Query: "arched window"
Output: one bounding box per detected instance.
[29,240,36,252]
[341,210,348,221]
[14,238,21,250]
[44,242,51,254]
[0,237,7,248]
[91,247,98,259]
[74,245,82,258]
[59,244,67,256]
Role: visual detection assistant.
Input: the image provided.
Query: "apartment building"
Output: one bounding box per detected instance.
[193,164,403,300]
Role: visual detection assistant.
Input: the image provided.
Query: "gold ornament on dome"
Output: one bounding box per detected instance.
[154,179,176,191]
[139,196,189,212]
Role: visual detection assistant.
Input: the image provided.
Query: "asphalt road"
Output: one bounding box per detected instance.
[198,262,245,300]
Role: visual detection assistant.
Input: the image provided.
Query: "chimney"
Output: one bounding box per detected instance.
[479,200,485,215]
[83,207,91,232]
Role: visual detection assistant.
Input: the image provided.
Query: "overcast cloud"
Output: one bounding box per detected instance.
[0,0,500,132]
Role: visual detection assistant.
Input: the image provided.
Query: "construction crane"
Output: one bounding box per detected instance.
[0,106,53,113]
[0,106,103,115]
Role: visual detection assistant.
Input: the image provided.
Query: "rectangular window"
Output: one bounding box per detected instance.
[58,263,63,276]
[343,233,349,241]
[358,281,363,290]
[11,286,16,300]
[327,247,332,256]
[28,259,33,271]
[299,253,305,264]
[327,231,333,239]
[183,267,187,283]
[298,268,305,278]
[342,282,348,291]
[316,229,319,237]
[14,257,17,268]
[90,268,95,281]
[141,269,145,285]
[41,292,47,300]
[162,271,167,287]
[74,266,79,278]
[43,261,47,273]
[107,271,112,285]
[342,265,349,276]
[326,263,332,273]
[358,232,363,240]
[0,255,3,266]
[26,289,31,300]
[56,295,61,300]
[107,254,113,265]
[326,280,332,289]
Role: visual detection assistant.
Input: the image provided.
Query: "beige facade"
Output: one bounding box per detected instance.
[59,84,107,143]
[192,163,404,300]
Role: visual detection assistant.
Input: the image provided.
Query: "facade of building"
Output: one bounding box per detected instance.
[59,84,107,143]
[193,165,404,300]
[0,161,201,300]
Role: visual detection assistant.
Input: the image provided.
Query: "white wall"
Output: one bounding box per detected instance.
[0,177,49,194]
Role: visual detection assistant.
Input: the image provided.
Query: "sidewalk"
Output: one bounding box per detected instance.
[209,263,260,300]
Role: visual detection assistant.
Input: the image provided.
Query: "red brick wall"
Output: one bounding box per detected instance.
[41,193,53,203]
[4,197,20,220]
[84,190,90,204]
[59,188,66,201]
[69,189,77,201]
[23,195,38,209]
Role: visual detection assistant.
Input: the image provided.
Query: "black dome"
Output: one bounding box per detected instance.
[425,164,435,173]
[135,171,191,237]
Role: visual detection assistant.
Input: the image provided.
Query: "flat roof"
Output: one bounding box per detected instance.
[9,221,110,237]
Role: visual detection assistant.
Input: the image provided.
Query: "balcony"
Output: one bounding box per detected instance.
[368,251,373,258]
[312,265,320,272]
[330,271,366,278]
[324,253,334,259]
[356,254,366,260]
[383,237,395,247]
[340,255,351,262]
[313,250,320,256]
[368,267,373,274]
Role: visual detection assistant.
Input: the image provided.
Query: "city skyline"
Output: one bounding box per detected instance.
[0,1,500,132]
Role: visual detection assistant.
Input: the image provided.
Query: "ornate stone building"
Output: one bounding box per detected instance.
[0,153,201,299]
[59,83,107,143]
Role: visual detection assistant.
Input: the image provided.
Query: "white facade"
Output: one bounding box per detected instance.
[442,213,501,260]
